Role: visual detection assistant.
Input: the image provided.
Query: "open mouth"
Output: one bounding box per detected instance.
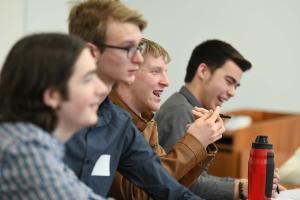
[218,97,228,104]
[153,90,163,98]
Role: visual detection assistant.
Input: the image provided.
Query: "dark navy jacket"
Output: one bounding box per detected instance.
[64,98,202,200]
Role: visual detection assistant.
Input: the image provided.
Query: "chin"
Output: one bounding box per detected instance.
[86,115,98,126]
[122,77,135,85]
[150,105,160,112]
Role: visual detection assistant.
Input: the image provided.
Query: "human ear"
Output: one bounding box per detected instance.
[86,42,100,58]
[43,88,62,109]
[196,63,210,80]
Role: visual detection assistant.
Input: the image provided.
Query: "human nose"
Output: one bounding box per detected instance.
[160,72,170,87]
[227,85,236,97]
[131,50,144,64]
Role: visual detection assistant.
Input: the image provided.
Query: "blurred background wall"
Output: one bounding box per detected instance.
[1,0,299,113]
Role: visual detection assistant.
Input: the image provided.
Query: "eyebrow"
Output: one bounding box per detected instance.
[119,41,138,47]
[150,66,168,72]
[151,66,163,70]
[225,75,240,87]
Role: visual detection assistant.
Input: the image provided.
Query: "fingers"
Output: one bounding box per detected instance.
[278,184,286,191]
[217,122,226,134]
[186,123,191,129]
[187,106,225,147]
[273,168,280,180]
[214,131,223,141]
[192,108,211,120]
[192,106,223,123]
[193,107,209,114]
[191,109,205,119]
[206,106,221,123]
[271,168,286,198]
[212,122,225,142]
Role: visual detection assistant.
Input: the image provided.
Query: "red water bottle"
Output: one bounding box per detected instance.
[248,135,274,200]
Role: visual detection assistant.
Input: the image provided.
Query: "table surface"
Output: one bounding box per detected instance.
[272,188,300,200]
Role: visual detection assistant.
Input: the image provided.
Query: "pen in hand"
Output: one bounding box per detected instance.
[219,113,231,119]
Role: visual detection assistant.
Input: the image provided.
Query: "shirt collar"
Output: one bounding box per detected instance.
[109,89,153,132]
[94,97,112,127]
[179,86,202,107]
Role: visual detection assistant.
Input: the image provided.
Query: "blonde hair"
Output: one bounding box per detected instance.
[141,38,171,63]
[69,0,147,47]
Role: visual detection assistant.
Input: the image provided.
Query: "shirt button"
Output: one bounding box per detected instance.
[85,159,91,164]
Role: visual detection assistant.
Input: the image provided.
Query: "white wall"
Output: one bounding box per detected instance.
[1,0,300,113]
[25,0,69,34]
[123,0,300,113]
[0,0,25,68]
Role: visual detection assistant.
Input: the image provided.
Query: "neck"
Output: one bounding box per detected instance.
[98,73,114,93]
[115,84,142,116]
[53,122,78,143]
[185,80,204,104]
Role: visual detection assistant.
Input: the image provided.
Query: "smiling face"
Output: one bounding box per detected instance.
[200,59,243,109]
[96,20,144,87]
[128,54,170,113]
[56,48,108,135]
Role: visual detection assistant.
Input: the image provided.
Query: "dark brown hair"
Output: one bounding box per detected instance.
[185,39,252,83]
[0,33,85,132]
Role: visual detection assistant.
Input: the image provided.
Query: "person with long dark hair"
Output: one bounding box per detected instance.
[0,33,108,199]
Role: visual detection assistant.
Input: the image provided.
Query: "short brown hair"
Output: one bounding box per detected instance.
[141,38,171,63]
[69,0,147,47]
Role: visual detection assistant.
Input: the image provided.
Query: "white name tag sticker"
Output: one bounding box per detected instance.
[91,154,110,176]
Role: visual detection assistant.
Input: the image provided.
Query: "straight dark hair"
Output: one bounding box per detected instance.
[0,33,85,132]
[184,39,252,83]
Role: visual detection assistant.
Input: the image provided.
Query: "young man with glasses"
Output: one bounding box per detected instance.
[108,38,225,200]
[64,0,202,199]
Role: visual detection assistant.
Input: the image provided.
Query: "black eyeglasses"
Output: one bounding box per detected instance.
[98,42,145,58]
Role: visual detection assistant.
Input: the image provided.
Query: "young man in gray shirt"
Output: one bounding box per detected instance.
[156,39,280,199]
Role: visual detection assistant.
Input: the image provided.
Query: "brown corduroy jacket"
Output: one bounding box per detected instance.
[108,90,218,200]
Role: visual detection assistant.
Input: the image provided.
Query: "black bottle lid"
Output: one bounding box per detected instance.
[252,135,273,149]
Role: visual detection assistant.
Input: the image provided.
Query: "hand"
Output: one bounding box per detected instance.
[186,107,209,129]
[234,179,248,200]
[191,107,209,119]
[187,106,225,148]
[272,168,286,198]
[192,106,223,125]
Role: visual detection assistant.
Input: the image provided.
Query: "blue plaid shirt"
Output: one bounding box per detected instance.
[0,122,105,200]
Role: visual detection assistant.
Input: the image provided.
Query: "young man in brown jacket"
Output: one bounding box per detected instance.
[108,38,226,199]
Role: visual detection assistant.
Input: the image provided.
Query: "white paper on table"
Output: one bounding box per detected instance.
[272,189,300,200]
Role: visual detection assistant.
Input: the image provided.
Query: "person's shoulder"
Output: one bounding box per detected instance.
[101,98,130,118]
[98,98,137,136]
[0,122,60,156]
[0,122,52,144]
[159,92,193,115]
[162,92,190,108]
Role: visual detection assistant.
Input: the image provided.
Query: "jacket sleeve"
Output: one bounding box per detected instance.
[156,103,195,153]
[189,171,235,200]
[149,119,216,186]
[160,134,217,187]
[109,122,216,200]
[116,121,203,200]
[178,143,217,187]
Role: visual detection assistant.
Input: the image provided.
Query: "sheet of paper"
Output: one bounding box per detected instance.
[272,189,300,200]
[91,154,111,176]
